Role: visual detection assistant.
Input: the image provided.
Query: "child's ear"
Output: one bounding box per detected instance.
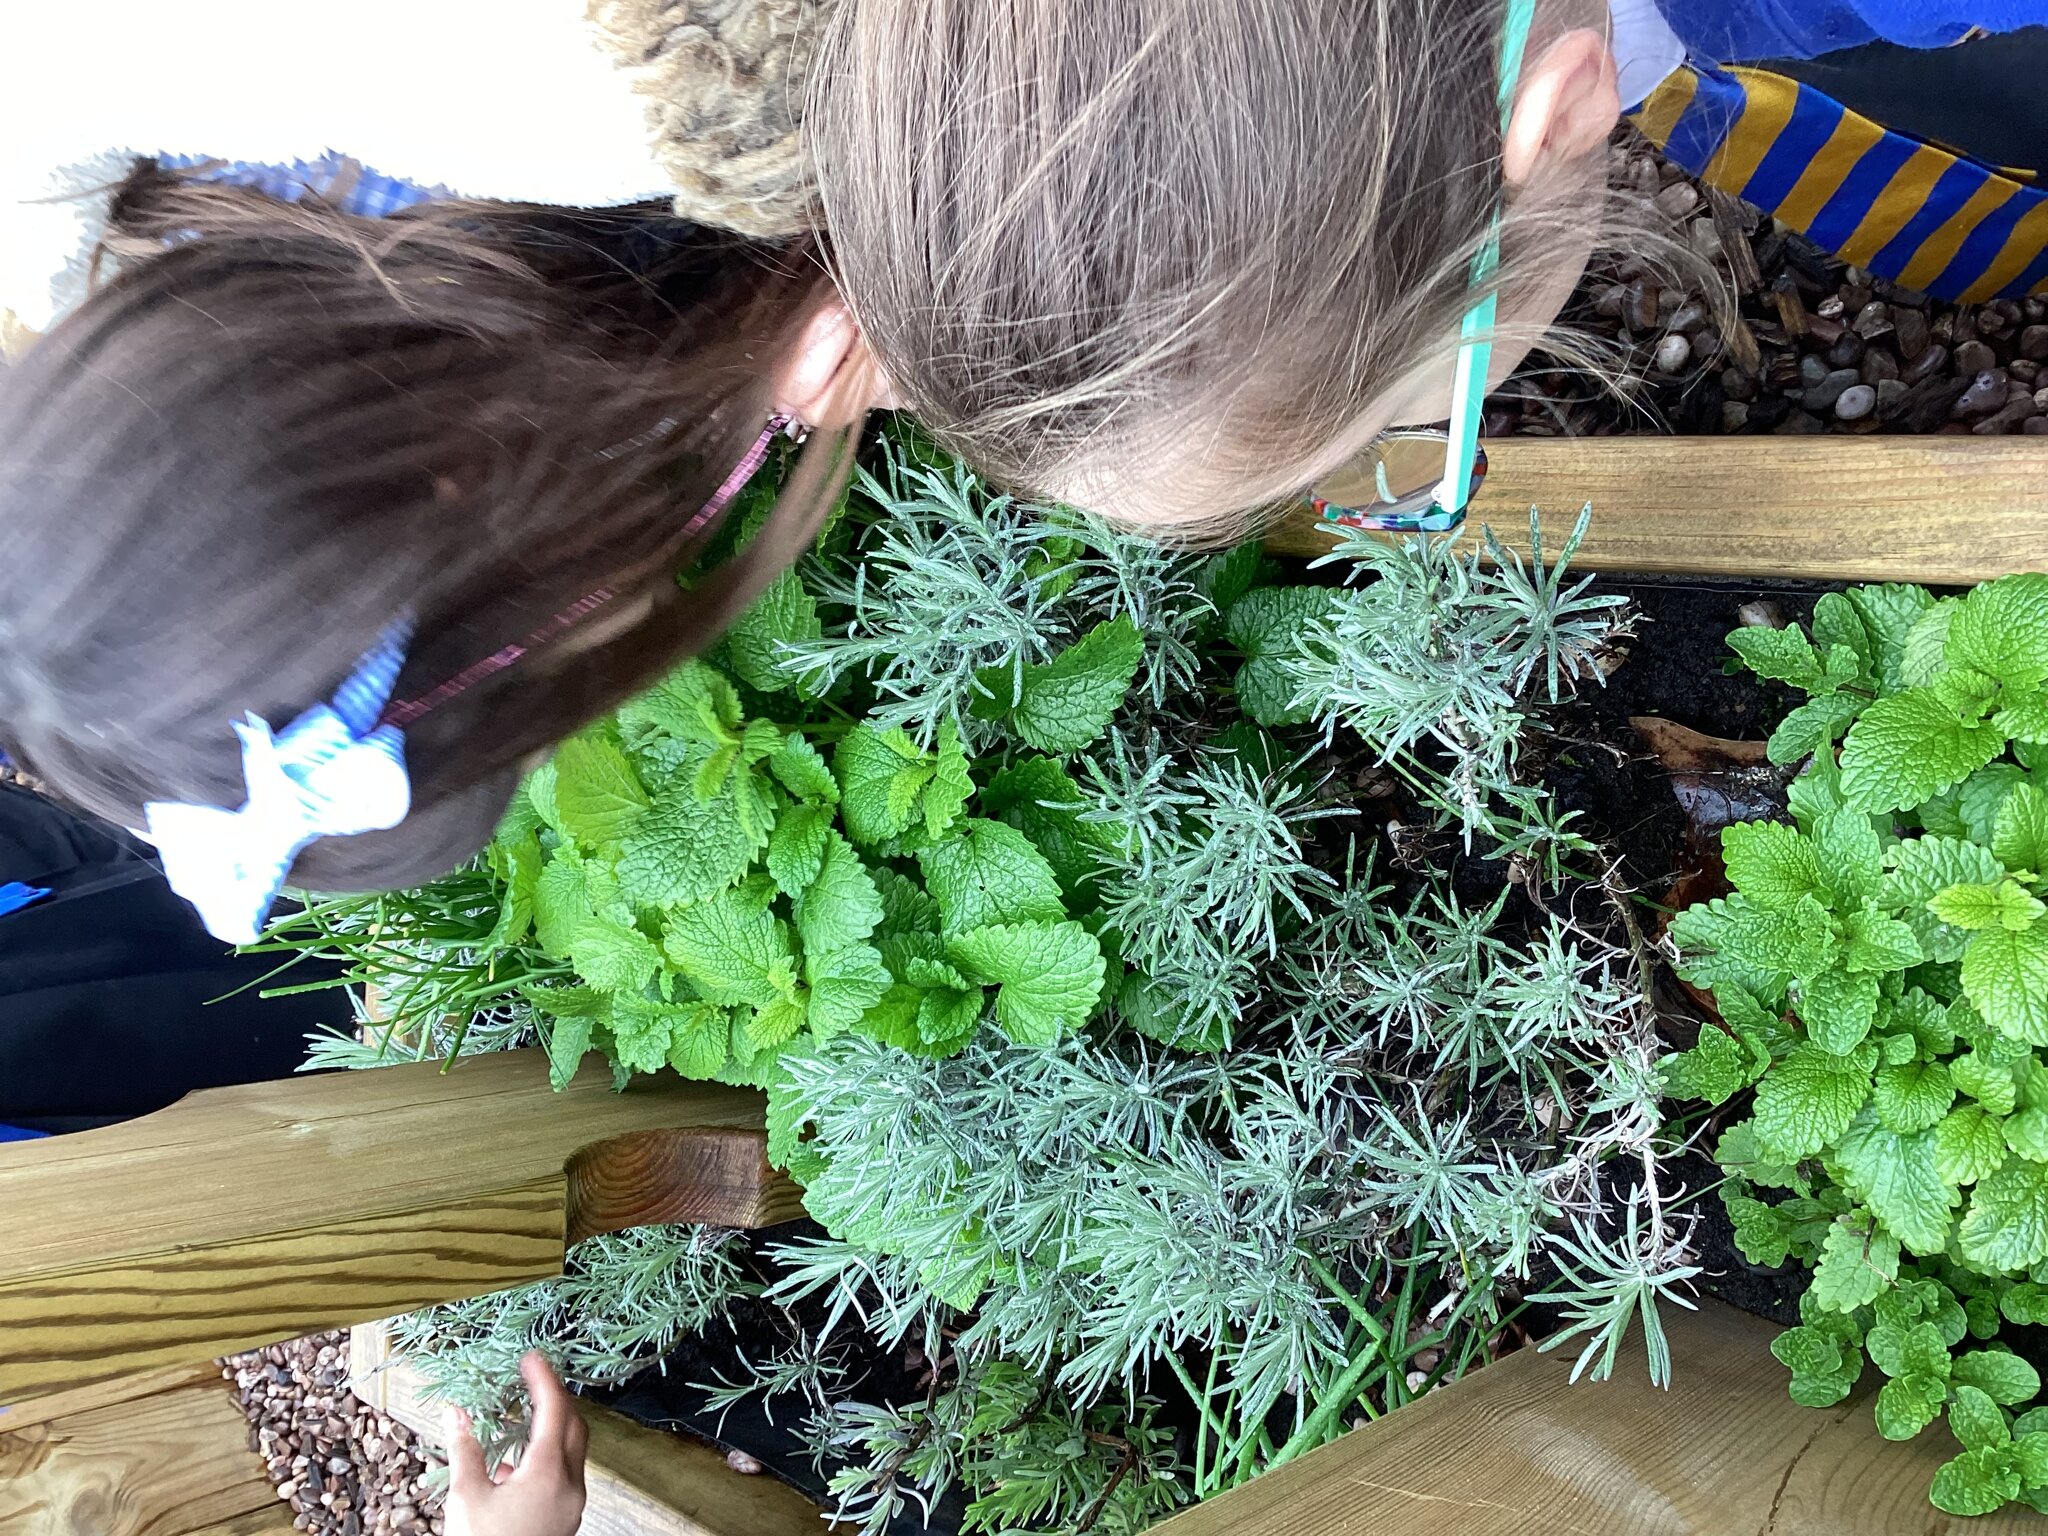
[1501,27,1621,189]
[774,299,900,426]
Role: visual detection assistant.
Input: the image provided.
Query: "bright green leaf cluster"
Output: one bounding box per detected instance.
[1670,575,2048,1519]
[500,658,1110,1097]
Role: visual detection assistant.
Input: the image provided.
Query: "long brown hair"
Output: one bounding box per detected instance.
[807,0,1675,537]
[0,162,860,891]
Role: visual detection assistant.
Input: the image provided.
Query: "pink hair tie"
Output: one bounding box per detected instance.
[379,413,790,730]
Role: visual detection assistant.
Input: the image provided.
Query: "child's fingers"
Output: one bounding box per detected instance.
[445,1407,490,1498]
[518,1350,582,1459]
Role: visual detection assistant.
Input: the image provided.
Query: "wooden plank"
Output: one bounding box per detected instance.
[0,1381,279,1536]
[179,1512,298,1536]
[1267,436,2048,584]
[0,1050,802,1402]
[348,1322,830,1536]
[1151,1299,2041,1536]
[0,1362,221,1436]
[180,1515,298,1536]
[579,1402,837,1536]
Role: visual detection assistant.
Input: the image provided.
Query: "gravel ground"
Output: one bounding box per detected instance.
[221,1333,445,1536]
[1495,138,2048,441]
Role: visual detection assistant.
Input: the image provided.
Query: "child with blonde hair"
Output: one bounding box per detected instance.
[807,1,2048,537]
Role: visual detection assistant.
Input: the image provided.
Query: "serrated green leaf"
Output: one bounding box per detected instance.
[1847,583,1937,692]
[1812,1215,1900,1311]
[1931,1446,2022,1516]
[1814,590,1874,674]
[1933,880,2048,933]
[947,920,1106,1045]
[1841,910,1924,975]
[1947,573,2048,691]
[767,801,832,897]
[1902,599,1959,687]
[919,819,1066,937]
[1875,1376,1944,1440]
[2004,1284,2048,1326]
[619,660,742,752]
[1228,587,1346,726]
[1753,1043,1874,1161]
[2014,1431,2048,1488]
[1817,810,1888,910]
[1886,837,2008,965]
[744,995,809,1051]
[803,941,893,1039]
[486,829,543,949]
[1996,783,2048,876]
[1997,691,2048,746]
[1195,542,1273,616]
[1670,897,1800,1000]
[662,1001,731,1079]
[1661,1024,1762,1106]
[1873,1060,1956,1134]
[542,1006,597,1091]
[1841,687,2005,814]
[982,755,1117,907]
[1718,1119,1807,1191]
[835,724,936,847]
[1960,763,2030,845]
[915,986,986,1052]
[2008,1106,2048,1163]
[1725,1195,1796,1267]
[1933,1105,2015,1187]
[1961,923,2048,1045]
[1797,967,1881,1053]
[794,832,885,957]
[921,720,974,844]
[1962,1154,2048,1270]
[1768,692,1867,764]
[1771,1324,1862,1406]
[534,850,591,957]
[721,565,822,693]
[766,733,838,805]
[1835,1112,1956,1254]
[615,776,758,907]
[1730,624,1839,693]
[976,616,1144,754]
[1953,1051,2022,1117]
[1953,1384,2017,1452]
[1722,820,1826,909]
[551,735,650,848]
[1955,1350,2042,1407]
[569,913,662,995]
[663,890,795,1009]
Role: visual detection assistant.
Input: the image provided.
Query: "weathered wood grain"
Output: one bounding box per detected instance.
[579,1402,838,1536]
[565,1128,808,1244]
[0,1050,801,1402]
[0,1362,220,1436]
[0,1381,280,1536]
[1267,435,2048,584]
[1151,1299,2044,1536]
[179,1513,298,1536]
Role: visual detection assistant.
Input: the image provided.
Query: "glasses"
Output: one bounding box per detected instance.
[1311,0,1537,537]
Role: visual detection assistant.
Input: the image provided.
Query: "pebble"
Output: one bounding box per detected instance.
[1833,383,1877,421]
[1737,600,1787,629]
[1901,342,1951,385]
[2024,324,2048,362]
[1654,181,1701,220]
[1804,367,1861,413]
[1798,353,1830,389]
[1654,333,1692,374]
[2025,416,2048,436]
[1776,409,1827,435]
[1955,339,1997,376]
[1720,400,1751,432]
[1852,300,1894,339]
[1624,280,1659,333]
[1955,368,2011,418]
[1859,348,1900,384]
[1974,397,2040,435]
[727,1449,766,1475]
[1827,330,1867,369]
[1894,307,1931,360]
[224,1334,441,1536]
[1876,378,1908,408]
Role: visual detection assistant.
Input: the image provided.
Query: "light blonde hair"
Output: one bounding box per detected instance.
[808,0,1659,539]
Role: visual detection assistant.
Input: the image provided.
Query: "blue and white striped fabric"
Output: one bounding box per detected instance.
[140,620,416,945]
[158,151,447,219]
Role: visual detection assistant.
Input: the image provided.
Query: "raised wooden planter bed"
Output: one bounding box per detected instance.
[8,430,2048,1535]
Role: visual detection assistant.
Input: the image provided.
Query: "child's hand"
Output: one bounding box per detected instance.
[446,1352,590,1536]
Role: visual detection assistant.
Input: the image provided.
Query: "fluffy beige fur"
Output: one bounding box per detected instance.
[588,0,838,238]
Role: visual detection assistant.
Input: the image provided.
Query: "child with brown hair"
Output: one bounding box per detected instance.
[0,159,888,942]
[805,0,2048,538]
